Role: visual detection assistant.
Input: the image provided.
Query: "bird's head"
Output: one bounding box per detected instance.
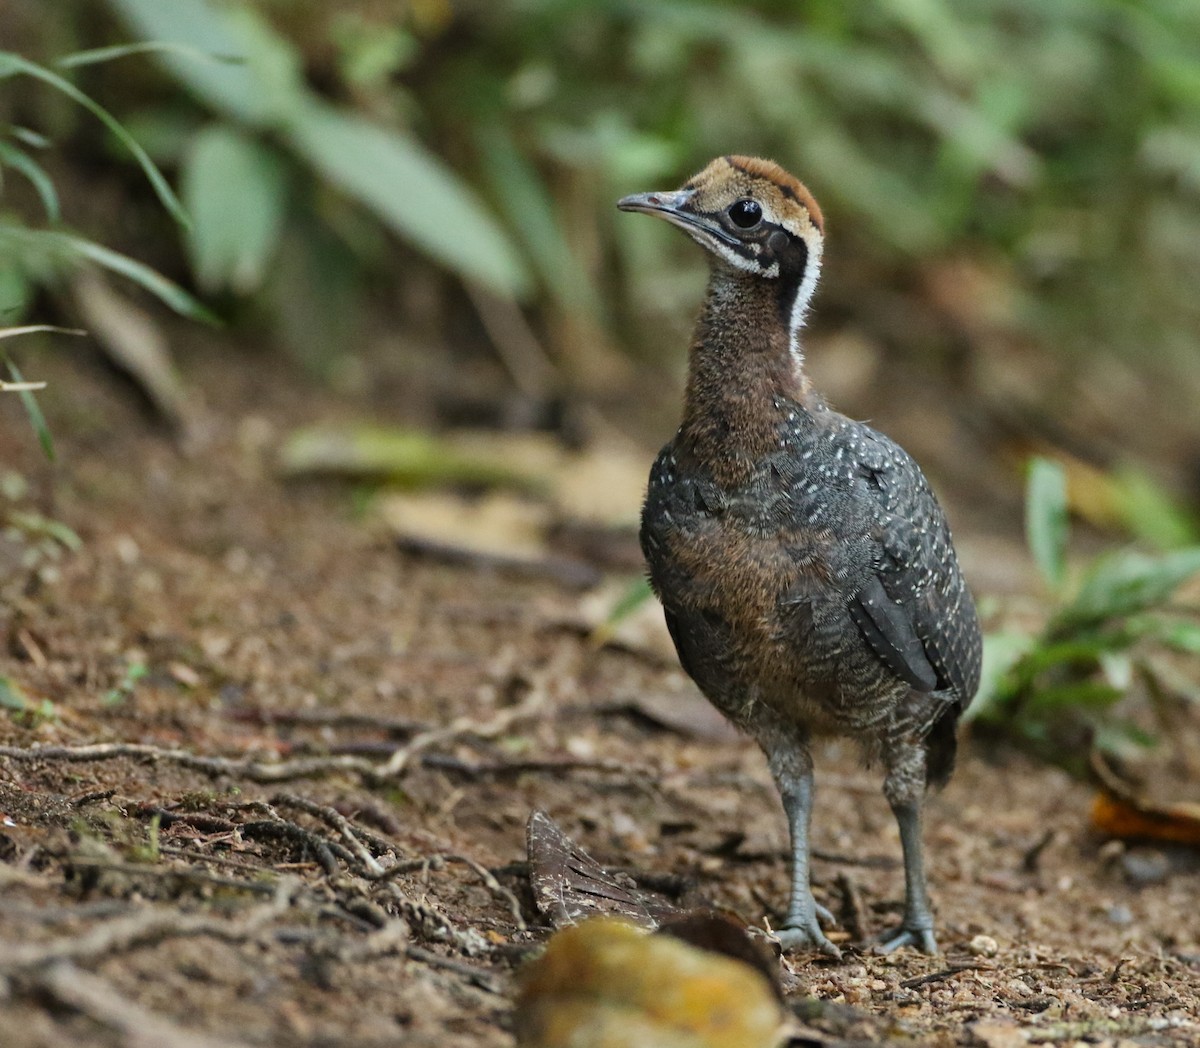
[618,155,824,296]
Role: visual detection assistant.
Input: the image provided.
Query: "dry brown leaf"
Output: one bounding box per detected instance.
[527,810,679,930]
[1090,750,1200,847]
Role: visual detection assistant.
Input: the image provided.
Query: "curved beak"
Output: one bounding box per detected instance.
[616,188,738,247]
[616,189,694,217]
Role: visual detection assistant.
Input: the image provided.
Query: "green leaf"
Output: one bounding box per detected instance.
[1025,456,1069,592]
[286,100,530,299]
[107,0,305,129]
[182,126,287,293]
[56,40,241,69]
[0,140,60,221]
[1108,465,1199,549]
[962,631,1034,722]
[3,229,216,322]
[1062,546,1200,628]
[476,123,598,315]
[0,675,29,711]
[279,424,546,492]
[4,359,54,461]
[0,51,190,230]
[1026,679,1124,712]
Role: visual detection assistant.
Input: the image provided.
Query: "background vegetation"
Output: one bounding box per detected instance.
[3,0,1200,764]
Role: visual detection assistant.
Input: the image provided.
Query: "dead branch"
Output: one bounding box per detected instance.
[0,741,379,783]
[0,693,548,784]
[404,944,504,995]
[271,793,389,877]
[65,857,279,897]
[29,961,255,1048]
[0,881,296,976]
[376,690,547,778]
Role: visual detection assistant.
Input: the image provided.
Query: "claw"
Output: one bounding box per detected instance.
[872,924,938,955]
[776,920,842,959]
[814,902,836,926]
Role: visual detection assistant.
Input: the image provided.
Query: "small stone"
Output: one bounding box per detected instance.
[1120,847,1169,886]
[1106,904,1133,926]
[967,934,999,957]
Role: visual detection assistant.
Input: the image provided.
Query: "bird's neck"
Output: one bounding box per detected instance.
[678,267,821,485]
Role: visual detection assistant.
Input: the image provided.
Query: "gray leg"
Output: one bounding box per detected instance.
[768,745,840,957]
[876,752,938,954]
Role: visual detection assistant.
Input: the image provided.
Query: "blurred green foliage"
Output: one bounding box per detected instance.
[970,457,1200,771]
[2,0,1197,386]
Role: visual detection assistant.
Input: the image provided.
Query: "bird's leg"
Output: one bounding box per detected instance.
[876,750,938,954]
[768,744,840,957]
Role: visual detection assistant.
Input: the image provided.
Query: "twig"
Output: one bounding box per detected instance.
[420,752,653,779]
[226,707,427,737]
[835,870,868,942]
[0,881,296,975]
[65,857,278,896]
[0,741,380,783]
[370,852,526,931]
[271,793,388,877]
[28,961,255,1048]
[405,944,504,995]
[377,691,547,778]
[464,280,557,400]
[899,961,992,989]
[0,698,548,785]
[395,535,600,591]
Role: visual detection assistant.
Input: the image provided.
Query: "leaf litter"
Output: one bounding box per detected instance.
[0,349,1197,1047]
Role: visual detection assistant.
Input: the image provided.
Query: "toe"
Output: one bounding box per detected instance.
[872,926,938,955]
[776,923,842,959]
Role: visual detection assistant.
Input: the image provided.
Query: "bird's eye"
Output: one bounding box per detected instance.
[728,199,762,228]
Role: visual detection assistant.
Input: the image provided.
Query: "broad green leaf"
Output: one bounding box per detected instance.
[1127,614,1200,654]
[962,631,1033,722]
[0,675,29,711]
[0,262,32,319]
[286,100,529,298]
[1063,546,1200,628]
[1025,456,1069,593]
[182,126,287,293]
[107,0,294,128]
[0,51,189,230]
[477,123,599,316]
[0,141,59,221]
[1108,465,1199,550]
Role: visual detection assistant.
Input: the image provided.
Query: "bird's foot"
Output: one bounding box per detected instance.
[775,915,842,959]
[872,921,938,955]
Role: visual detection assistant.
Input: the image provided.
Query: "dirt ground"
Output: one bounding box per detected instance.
[1,344,1197,1048]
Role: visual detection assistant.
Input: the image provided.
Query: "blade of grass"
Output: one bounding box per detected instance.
[1026,456,1069,593]
[0,140,60,220]
[0,325,85,340]
[0,52,190,230]
[3,358,54,460]
[7,230,217,322]
[56,41,242,69]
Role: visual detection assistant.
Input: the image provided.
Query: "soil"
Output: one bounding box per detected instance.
[0,343,1197,1048]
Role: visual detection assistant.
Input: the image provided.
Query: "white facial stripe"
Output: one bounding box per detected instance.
[787,230,823,367]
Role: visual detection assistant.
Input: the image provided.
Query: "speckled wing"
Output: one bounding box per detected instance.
[847,427,982,708]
